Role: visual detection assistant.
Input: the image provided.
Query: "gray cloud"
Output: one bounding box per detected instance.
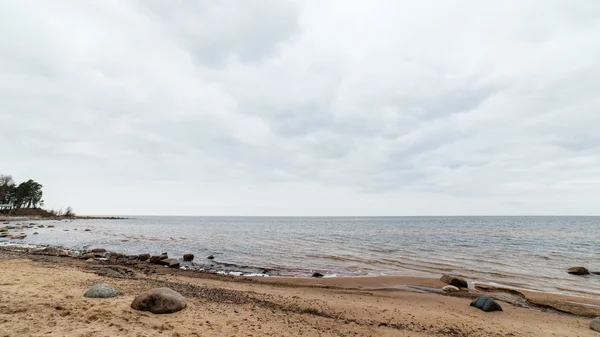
[1,0,599,215]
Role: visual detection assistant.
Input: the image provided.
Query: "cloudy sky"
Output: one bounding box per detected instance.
[1,1,599,216]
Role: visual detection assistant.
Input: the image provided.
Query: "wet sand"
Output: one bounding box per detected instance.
[0,249,598,336]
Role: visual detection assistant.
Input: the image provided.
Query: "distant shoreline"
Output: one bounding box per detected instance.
[0,215,127,221]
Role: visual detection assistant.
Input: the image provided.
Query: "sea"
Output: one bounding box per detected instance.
[2,216,599,298]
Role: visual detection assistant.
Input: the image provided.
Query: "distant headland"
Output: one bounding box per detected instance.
[0,174,124,221]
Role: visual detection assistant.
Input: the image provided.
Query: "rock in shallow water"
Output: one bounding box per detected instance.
[312,272,324,278]
[183,254,194,262]
[591,317,600,332]
[440,274,468,288]
[84,283,118,298]
[131,287,187,314]
[470,296,503,312]
[568,266,590,275]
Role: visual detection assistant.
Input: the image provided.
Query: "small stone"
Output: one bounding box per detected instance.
[443,285,460,293]
[183,254,194,262]
[312,272,324,278]
[33,232,39,235]
[440,274,468,288]
[47,225,55,228]
[138,253,151,261]
[590,317,600,332]
[207,255,214,260]
[91,248,106,253]
[130,287,187,314]
[470,296,503,312]
[84,229,91,232]
[58,251,69,257]
[84,283,118,298]
[567,266,590,275]
[81,253,95,259]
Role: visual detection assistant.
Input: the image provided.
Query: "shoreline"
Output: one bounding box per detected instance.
[1,218,600,303]
[1,245,600,319]
[1,215,127,221]
[0,249,599,336]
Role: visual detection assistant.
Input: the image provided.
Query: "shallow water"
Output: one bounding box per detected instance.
[2,216,599,298]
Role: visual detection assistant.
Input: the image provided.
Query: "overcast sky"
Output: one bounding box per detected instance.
[1,1,599,216]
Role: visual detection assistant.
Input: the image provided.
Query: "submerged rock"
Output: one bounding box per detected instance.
[568,266,590,275]
[84,283,118,298]
[207,255,215,260]
[470,296,503,312]
[183,254,194,262]
[312,272,324,278]
[591,318,600,332]
[440,274,468,288]
[131,287,187,314]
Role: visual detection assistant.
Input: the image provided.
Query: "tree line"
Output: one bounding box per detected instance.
[0,174,43,209]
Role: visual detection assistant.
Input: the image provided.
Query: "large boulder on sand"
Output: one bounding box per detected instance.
[591,317,600,332]
[84,283,118,298]
[568,266,590,275]
[470,296,503,312]
[440,274,468,288]
[131,287,187,314]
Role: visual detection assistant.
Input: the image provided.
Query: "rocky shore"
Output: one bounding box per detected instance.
[0,248,599,336]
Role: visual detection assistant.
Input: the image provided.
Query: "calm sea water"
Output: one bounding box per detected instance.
[2,216,599,298]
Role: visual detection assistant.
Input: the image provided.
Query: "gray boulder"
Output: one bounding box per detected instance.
[84,283,118,298]
[130,287,187,314]
[470,296,503,312]
[591,317,600,332]
[440,274,468,288]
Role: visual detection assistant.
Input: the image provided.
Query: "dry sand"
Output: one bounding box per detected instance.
[0,250,598,337]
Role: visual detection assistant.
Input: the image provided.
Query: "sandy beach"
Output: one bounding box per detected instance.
[0,248,598,337]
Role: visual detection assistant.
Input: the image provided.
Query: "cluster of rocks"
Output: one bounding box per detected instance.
[0,222,51,239]
[83,283,186,314]
[439,274,503,312]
